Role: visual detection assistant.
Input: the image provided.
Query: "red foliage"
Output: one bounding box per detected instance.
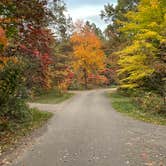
[18,26,55,88]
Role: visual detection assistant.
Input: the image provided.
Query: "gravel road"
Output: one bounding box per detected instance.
[11,89,166,166]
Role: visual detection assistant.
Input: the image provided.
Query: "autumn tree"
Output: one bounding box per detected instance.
[117,0,166,101]
[71,23,105,88]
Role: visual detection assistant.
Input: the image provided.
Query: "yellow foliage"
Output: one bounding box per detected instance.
[117,0,166,88]
[150,0,160,9]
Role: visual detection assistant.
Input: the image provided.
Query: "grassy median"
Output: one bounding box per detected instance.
[30,91,73,104]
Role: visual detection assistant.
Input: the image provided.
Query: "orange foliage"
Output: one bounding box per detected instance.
[0,27,8,48]
[70,23,105,87]
[71,26,105,72]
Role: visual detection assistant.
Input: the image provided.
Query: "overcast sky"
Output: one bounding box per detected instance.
[65,0,117,31]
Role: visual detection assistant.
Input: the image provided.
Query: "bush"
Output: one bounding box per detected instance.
[133,92,165,114]
[118,88,166,114]
[0,58,32,131]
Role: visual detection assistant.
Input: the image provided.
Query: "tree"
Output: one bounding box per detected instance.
[52,40,73,91]
[101,0,139,42]
[71,23,105,88]
[99,1,140,86]
[85,21,104,40]
[100,0,140,54]
[19,27,55,90]
[117,0,166,96]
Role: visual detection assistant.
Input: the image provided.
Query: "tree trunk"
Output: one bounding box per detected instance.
[83,69,88,89]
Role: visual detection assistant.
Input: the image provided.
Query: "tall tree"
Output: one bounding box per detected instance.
[71,23,105,88]
[117,0,166,97]
[50,0,74,40]
[101,0,139,42]
[100,0,140,85]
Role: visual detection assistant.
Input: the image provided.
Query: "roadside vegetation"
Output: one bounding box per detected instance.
[0,108,53,153]
[108,90,166,125]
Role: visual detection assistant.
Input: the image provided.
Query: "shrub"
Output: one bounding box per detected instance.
[133,92,165,114]
[0,57,31,130]
[118,88,166,114]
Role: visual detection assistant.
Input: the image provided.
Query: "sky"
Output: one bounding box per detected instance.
[65,0,117,31]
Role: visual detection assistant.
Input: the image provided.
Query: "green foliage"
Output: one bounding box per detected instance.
[119,88,166,114]
[0,59,32,127]
[52,40,72,88]
[101,0,139,41]
[0,98,31,122]
[0,60,23,102]
[69,79,85,90]
[85,21,104,40]
[51,0,73,40]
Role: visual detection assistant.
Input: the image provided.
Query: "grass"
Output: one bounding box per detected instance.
[0,109,53,153]
[107,91,166,125]
[30,91,73,104]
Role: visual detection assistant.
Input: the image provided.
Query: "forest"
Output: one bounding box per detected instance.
[0,0,166,159]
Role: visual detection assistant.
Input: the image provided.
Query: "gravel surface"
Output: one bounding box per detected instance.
[10,89,166,166]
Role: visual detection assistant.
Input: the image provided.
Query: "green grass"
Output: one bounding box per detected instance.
[107,91,166,125]
[0,109,53,153]
[30,92,73,104]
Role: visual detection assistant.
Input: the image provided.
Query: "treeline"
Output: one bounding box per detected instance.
[101,0,166,113]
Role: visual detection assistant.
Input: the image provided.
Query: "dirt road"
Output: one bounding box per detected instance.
[12,89,166,166]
